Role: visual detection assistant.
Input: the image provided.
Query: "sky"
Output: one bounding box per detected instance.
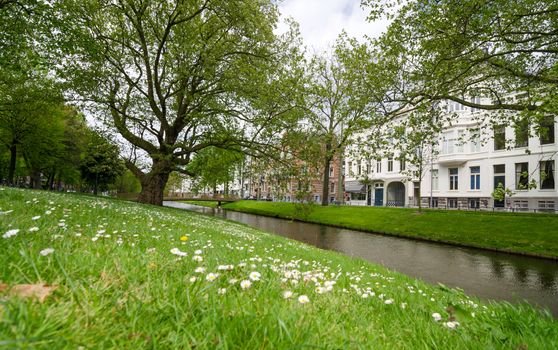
[277,0,390,53]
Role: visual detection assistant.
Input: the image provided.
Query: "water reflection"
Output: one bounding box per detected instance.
[165,202,558,315]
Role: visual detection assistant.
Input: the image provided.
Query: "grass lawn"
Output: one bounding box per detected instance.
[181,200,221,208]
[211,201,558,258]
[1,187,557,349]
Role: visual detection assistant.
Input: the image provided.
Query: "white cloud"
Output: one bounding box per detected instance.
[277,0,389,53]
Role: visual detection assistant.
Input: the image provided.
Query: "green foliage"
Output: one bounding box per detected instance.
[113,169,141,194]
[54,0,305,204]
[187,147,244,194]
[362,0,558,123]
[80,133,125,195]
[491,183,514,202]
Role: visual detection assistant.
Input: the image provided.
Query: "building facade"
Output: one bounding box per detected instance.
[345,106,557,211]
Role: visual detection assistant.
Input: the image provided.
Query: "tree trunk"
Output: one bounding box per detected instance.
[31,170,42,189]
[321,156,332,207]
[7,144,16,186]
[417,182,422,212]
[137,172,170,206]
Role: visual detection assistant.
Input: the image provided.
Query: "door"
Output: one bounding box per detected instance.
[493,175,505,207]
[374,188,384,206]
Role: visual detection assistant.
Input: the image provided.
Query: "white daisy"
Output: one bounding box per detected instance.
[240,280,251,289]
[249,271,261,281]
[2,229,19,238]
[283,291,293,299]
[206,273,219,282]
[39,248,55,256]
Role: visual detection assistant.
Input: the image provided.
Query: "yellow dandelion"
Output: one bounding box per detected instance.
[180,235,189,242]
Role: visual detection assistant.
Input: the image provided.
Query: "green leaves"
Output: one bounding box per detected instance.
[363,0,558,120]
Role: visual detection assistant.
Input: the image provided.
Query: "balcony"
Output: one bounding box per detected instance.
[437,154,468,166]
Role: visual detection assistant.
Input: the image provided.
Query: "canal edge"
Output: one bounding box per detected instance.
[221,207,558,262]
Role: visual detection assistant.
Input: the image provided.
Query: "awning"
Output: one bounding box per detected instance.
[345,180,366,193]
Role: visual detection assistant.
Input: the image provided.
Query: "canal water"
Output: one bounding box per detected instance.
[165,201,558,316]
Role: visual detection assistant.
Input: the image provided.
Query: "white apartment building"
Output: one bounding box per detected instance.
[345,104,557,211]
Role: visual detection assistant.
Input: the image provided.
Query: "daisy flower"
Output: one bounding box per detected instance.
[39,248,55,256]
[249,271,261,281]
[283,291,293,299]
[2,229,19,238]
[206,273,218,282]
[240,280,251,289]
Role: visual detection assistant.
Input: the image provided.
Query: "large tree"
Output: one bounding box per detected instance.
[0,0,63,185]
[56,0,303,205]
[305,36,377,206]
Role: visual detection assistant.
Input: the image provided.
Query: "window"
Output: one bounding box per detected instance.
[540,160,555,189]
[515,119,529,148]
[329,166,334,177]
[470,132,481,153]
[441,131,455,154]
[539,200,555,210]
[350,192,366,201]
[513,200,529,210]
[366,161,371,174]
[400,157,406,171]
[470,166,480,190]
[493,164,506,208]
[470,96,481,106]
[357,162,362,175]
[539,116,555,145]
[376,159,382,173]
[494,125,506,150]
[448,198,458,208]
[457,130,466,153]
[430,198,439,208]
[515,162,529,190]
[447,101,466,112]
[449,168,459,190]
[432,169,439,191]
[388,158,393,172]
[330,182,335,194]
[494,164,505,174]
[348,161,353,176]
[469,198,480,209]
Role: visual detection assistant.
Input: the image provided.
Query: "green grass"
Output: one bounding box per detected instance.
[214,201,558,258]
[1,187,557,349]
[181,200,221,208]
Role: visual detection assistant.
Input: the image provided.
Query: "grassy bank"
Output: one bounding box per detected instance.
[1,187,557,349]
[182,200,221,208]
[211,201,558,259]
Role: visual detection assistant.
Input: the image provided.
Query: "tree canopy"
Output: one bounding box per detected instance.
[55,0,305,205]
[362,0,558,122]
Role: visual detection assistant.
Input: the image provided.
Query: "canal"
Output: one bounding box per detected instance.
[165,201,558,316]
